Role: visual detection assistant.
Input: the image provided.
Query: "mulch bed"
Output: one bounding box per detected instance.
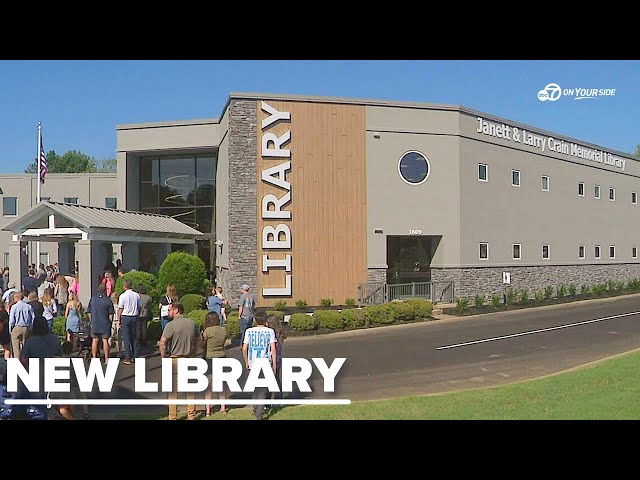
[442,289,640,316]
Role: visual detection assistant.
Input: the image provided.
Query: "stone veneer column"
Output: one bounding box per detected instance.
[225,100,258,307]
[367,268,387,284]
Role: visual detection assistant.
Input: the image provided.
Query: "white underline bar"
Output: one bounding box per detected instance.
[5,399,352,406]
[436,310,640,350]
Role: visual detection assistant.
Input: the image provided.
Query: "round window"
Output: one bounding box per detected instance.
[398,151,430,185]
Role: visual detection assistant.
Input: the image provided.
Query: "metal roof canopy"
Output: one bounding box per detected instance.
[2,201,204,244]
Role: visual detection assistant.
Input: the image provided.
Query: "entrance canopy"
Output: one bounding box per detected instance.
[2,201,204,306]
[3,201,203,244]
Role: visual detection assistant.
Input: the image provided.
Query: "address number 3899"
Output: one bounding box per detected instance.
[408,229,423,235]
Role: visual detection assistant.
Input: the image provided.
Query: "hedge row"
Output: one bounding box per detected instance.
[289,299,433,332]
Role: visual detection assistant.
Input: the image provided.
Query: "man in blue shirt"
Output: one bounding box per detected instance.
[87,283,114,363]
[9,292,35,359]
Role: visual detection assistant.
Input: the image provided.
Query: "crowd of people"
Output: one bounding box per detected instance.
[0,259,287,420]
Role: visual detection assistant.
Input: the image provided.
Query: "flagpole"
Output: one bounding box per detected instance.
[36,122,41,267]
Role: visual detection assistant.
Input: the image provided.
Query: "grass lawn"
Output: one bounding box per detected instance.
[192,349,640,420]
[106,349,640,420]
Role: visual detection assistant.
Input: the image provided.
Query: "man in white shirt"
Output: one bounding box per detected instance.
[242,314,277,420]
[117,280,141,365]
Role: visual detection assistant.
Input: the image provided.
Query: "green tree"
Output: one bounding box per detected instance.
[24,149,97,173]
[634,145,640,159]
[99,158,117,173]
[25,150,59,173]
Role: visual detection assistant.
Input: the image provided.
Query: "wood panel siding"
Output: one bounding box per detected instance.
[257,101,367,307]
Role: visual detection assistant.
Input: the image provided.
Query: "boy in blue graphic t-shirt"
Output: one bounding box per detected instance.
[242,314,277,420]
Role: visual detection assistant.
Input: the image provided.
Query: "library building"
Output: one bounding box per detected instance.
[1,92,637,307]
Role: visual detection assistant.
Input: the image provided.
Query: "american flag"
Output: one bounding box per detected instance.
[39,130,47,184]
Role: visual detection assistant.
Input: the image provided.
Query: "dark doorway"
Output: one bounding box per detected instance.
[386,236,438,284]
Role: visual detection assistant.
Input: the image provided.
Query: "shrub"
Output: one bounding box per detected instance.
[474,294,485,308]
[627,278,640,290]
[607,279,615,292]
[340,309,366,329]
[519,289,529,304]
[295,300,308,309]
[146,319,163,343]
[491,295,502,307]
[568,284,577,297]
[544,286,554,300]
[226,314,241,338]
[180,294,205,315]
[313,310,344,330]
[506,288,518,305]
[274,300,287,311]
[556,284,566,299]
[320,298,333,307]
[615,281,625,291]
[387,301,415,322]
[52,316,66,337]
[157,251,207,297]
[404,299,433,319]
[290,313,317,331]
[456,297,469,314]
[363,304,394,325]
[187,309,208,330]
[581,284,590,295]
[592,283,607,295]
[266,310,285,322]
[345,298,357,308]
[534,290,544,302]
[115,270,158,299]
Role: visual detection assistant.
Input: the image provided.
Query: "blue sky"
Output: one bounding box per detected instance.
[0,60,638,173]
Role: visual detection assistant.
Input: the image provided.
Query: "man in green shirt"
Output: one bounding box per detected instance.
[159,302,201,420]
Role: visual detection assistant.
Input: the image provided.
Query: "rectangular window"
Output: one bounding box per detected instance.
[479,242,488,260]
[512,243,521,260]
[64,197,78,204]
[595,245,601,259]
[579,245,585,259]
[478,163,488,182]
[609,246,615,259]
[39,252,49,267]
[633,192,637,204]
[3,197,17,216]
[542,244,550,259]
[633,247,637,259]
[105,197,117,209]
[578,182,584,196]
[594,185,600,199]
[512,170,520,187]
[541,176,549,191]
[609,188,615,201]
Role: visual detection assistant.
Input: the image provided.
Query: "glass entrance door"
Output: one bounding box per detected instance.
[386,236,433,284]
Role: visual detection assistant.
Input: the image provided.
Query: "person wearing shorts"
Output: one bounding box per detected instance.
[86,283,114,363]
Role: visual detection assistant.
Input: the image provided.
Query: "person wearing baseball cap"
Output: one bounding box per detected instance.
[237,284,256,344]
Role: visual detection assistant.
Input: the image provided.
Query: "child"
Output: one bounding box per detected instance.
[216,287,228,325]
